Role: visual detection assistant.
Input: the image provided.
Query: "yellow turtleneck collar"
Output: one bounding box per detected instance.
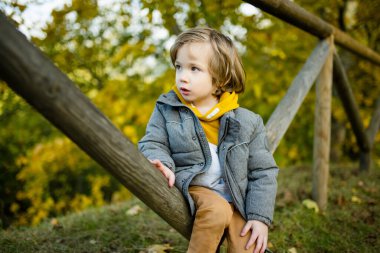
[173,85,239,144]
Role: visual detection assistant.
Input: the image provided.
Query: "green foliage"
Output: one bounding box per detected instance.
[0,0,379,228]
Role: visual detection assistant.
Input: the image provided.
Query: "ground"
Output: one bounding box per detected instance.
[1,164,379,252]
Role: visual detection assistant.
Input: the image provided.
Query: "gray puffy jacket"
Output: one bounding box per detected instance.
[138,91,278,225]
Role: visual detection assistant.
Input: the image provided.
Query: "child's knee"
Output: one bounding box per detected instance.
[195,203,233,229]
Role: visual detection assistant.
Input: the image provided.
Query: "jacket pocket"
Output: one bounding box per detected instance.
[227,142,249,182]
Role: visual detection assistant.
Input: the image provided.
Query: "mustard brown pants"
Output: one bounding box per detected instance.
[188,186,253,253]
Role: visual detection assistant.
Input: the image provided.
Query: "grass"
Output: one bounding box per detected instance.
[0,198,187,253]
[271,163,379,252]
[1,164,379,252]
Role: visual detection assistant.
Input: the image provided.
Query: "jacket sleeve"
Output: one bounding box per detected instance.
[245,115,278,226]
[138,104,175,172]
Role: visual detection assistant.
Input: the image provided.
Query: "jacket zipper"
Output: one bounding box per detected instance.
[218,118,229,150]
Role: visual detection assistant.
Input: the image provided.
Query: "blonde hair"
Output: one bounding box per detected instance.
[170,27,245,95]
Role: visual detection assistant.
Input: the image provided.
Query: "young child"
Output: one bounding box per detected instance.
[138,27,278,253]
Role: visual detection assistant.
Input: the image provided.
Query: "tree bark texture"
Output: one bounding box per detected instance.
[312,36,334,211]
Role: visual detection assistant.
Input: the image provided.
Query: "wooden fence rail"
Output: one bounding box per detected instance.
[0,12,193,238]
[243,0,380,66]
[332,53,372,170]
[266,39,330,153]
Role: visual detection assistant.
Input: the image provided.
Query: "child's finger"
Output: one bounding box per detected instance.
[148,159,174,187]
[162,168,170,177]
[245,231,258,250]
[261,239,268,253]
[253,235,264,253]
[168,173,175,188]
[149,159,160,166]
[240,222,252,236]
[150,160,164,171]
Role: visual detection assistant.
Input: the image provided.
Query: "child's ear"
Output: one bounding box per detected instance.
[213,86,223,96]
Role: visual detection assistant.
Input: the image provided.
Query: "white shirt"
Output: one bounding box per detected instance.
[190,142,233,202]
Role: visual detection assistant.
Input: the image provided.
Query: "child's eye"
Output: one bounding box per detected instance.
[175,64,181,70]
[191,66,200,71]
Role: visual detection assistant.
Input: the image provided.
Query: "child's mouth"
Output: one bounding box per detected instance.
[180,87,190,95]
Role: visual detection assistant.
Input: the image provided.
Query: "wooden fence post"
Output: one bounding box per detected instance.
[312,36,334,211]
[332,53,371,171]
[367,98,380,148]
[363,98,380,170]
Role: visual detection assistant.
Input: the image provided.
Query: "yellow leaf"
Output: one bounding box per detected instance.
[288,247,297,253]
[351,196,362,204]
[50,218,63,230]
[126,205,143,216]
[145,244,173,253]
[302,199,319,213]
[50,218,59,226]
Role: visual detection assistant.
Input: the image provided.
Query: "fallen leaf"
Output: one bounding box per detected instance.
[351,196,362,204]
[126,205,143,216]
[50,218,63,230]
[50,218,59,225]
[146,243,173,253]
[288,247,297,253]
[302,199,319,213]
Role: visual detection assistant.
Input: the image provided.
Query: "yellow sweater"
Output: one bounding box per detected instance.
[173,86,239,145]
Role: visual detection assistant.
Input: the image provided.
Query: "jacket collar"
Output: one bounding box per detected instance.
[157,90,184,107]
[157,90,241,144]
[157,90,240,121]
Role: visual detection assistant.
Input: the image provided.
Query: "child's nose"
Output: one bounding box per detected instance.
[178,70,190,83]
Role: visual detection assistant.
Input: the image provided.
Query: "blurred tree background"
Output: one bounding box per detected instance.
[0,0,379,228]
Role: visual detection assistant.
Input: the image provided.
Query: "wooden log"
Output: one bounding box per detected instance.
[243,0,380,66]
[361,98,380,171]
[312,36,334,211]
[0,12,193,239]
[266,39,331,153]
[332,52,371,170]
[360,152,371,172]
[367,98,380,148]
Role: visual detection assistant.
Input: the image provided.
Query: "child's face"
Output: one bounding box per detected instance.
[175,42,217,108]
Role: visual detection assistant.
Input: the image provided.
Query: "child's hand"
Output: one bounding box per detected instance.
[149,159,175,188]
[240,219,268,253]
